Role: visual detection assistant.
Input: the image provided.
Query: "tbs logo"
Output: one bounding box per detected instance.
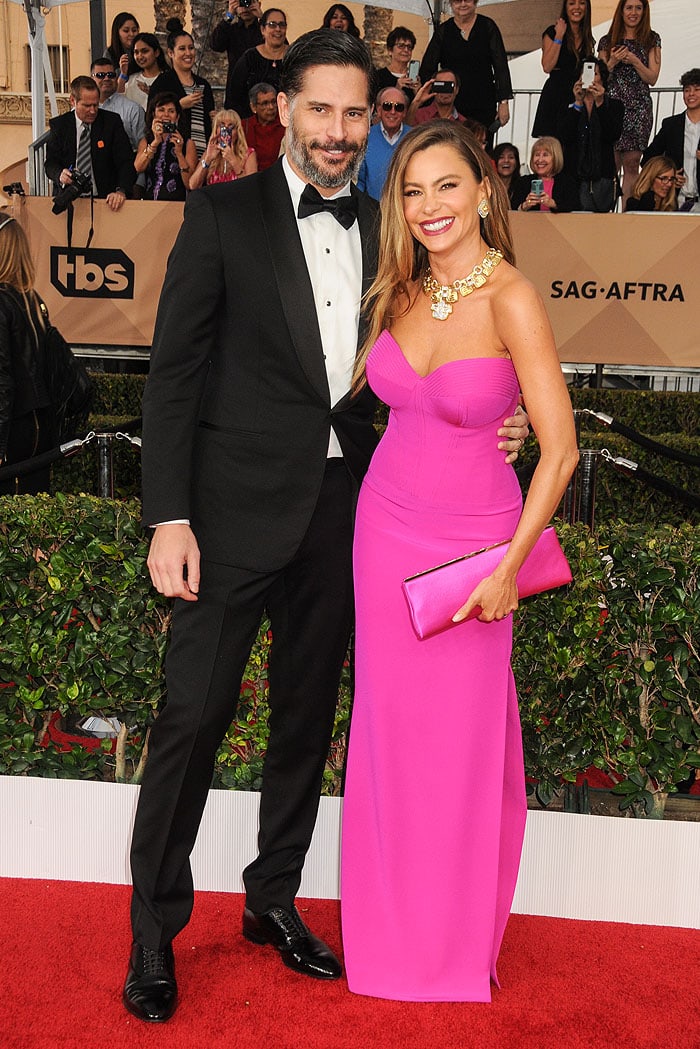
[50,247,134,298]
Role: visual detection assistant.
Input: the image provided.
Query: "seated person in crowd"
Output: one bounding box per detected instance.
[373,27,419,105]
[92,56,145,151]
[242,82,285,171]
[134,92,197,200]
[406,70,466,126]
[357,87,411,201]
[492,142,521,207]
[625,155,678,211]
[44,75,134,210]
[210,0,263,111]
[557,57,624,213]
[189,109,257,188]
[511,136,578,213]
[643,68,700,211]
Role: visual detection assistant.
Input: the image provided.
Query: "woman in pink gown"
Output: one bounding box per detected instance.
[341,123,579,1002]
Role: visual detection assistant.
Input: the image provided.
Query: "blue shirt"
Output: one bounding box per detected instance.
[357,121,412,201]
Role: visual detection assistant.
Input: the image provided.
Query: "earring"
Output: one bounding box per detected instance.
[477,198,489,218]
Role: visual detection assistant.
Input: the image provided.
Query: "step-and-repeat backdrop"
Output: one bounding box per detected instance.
[12,196,700,369]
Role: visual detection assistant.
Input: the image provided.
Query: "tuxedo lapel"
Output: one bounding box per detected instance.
[258,163,330,405]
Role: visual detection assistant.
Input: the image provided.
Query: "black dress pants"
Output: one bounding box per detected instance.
[130,460,354,949]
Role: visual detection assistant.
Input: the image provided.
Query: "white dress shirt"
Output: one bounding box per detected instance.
[282,156,362,458]
[681,112,700,200]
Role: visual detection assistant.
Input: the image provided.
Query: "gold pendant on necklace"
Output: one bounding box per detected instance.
[423,247,503,321]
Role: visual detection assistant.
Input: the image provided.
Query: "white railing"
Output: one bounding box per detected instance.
[493,85,686,159]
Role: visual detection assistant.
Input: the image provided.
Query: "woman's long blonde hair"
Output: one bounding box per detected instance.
[353,122,514,392]
[209,110,250,176]
[630,156,677,211]
[0,215,44,331]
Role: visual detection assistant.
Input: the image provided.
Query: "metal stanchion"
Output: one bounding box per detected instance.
[562,411,582,524]
[577,449,600,529]
[96,435,114,498]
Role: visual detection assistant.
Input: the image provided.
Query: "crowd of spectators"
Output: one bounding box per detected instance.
[41,1,699,214]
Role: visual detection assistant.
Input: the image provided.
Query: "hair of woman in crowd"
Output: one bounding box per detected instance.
[321,4,361,38]
[0,214,42,329]
[213,109,251,169]
[605,0,656,54]
[557,0,595,55]
[354,122,514,391]
[629,155,678,211]
[529,135,564,176]
[166,17,194,51]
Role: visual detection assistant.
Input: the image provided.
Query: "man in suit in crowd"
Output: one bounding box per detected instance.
[643,68,700,211]
[91,56,145,152]
[122,29,528,1025]
[44,75,135,209]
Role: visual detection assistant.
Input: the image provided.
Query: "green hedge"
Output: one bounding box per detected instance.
[1,495,697,816]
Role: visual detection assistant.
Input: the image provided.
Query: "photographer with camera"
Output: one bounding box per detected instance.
[405,70,466,126]
[45,76,134,211]
[211,0,263,110]
[134,93,197,200]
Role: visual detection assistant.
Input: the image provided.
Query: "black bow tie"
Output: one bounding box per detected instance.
[297,184,358,229]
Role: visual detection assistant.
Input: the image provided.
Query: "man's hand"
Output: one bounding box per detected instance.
[106,190,126,211]
[498,405,530,464]
[148,523,201,601]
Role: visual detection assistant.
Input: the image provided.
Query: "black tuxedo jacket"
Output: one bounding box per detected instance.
[643,112,700,191]
[141,161,380,571]
[44,109,135,197]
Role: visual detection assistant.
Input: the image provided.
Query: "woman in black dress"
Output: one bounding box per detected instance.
[533,0,595,137]
[228,9,288,118]
[419,0,512,145]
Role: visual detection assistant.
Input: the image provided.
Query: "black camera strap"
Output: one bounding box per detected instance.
[65,192,95,251]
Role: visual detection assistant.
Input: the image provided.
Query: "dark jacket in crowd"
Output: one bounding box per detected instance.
[210,15,264,110]
[510,172,579,213]
[44,109,135,197]
[558,98,625,181]
[147,69,215,143]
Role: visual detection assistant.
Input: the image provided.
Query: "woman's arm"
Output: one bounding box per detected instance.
[134,136,154,173]
[243,147,257,176]
[454,276,578,622]
[628,44,661,86]
[0,296,17,459]
[542,21,566,74]
[179,139,198,189]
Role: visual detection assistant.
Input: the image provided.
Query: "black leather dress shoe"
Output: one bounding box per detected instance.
[243,906,342,980]
[122,942,178,1023]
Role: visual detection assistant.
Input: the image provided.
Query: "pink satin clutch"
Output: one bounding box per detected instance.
[402,526,572,640]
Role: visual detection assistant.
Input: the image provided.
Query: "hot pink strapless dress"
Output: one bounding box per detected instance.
[341,331,527,1002]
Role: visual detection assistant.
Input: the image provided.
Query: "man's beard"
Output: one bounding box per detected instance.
[286,112,367,189]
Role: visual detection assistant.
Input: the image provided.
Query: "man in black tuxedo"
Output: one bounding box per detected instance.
[44,75,134,210]
[123,30,529,1024]
[643,68,700,211]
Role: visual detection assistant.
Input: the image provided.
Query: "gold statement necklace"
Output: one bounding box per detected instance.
[422,247,503,321]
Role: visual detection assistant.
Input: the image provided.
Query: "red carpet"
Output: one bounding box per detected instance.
[0,879,697,1049]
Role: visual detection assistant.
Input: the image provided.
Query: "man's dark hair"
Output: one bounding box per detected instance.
[70,75,99,99]
[386,26,416,50]
[680,68,700,88]
[91,56,115,72]
[279,29,373,104]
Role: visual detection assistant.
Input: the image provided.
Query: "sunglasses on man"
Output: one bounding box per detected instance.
[93,71,116,79]
[381,101,406,112]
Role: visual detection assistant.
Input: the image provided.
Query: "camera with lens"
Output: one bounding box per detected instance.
[240,0,253,8]
[3,182,25,196]
[161,120,178,134]
[52,166,92,214]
